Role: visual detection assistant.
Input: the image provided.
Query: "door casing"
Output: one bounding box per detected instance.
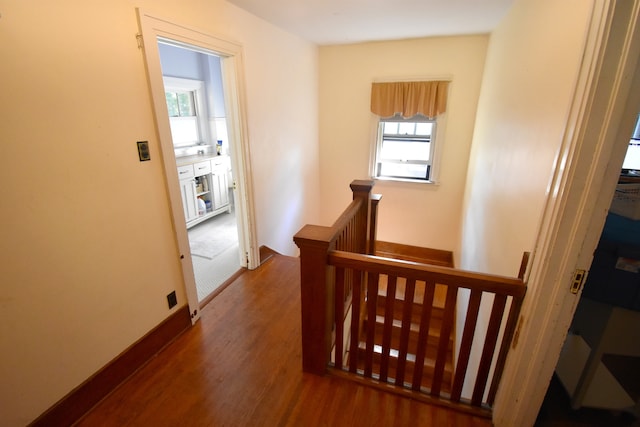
[136,9,259,323]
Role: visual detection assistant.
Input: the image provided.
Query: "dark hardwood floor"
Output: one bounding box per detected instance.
[75,253,491,426]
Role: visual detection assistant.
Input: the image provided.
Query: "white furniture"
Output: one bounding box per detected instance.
[209,157,230,211]
[176,155,231,228]
[178,163,198,223]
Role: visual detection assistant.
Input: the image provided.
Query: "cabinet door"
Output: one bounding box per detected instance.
[211,171,229,210]
[179,179,199,223]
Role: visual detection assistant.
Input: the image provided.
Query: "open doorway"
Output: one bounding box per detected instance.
[536,115,640,426]
[158,42,241,303]
[137,10,259,322]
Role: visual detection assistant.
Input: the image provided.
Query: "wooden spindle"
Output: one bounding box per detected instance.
[487,294,524,405]
[364,273,379,378]
[412,281,436,391]
[395,278,416,386]
[334,267,345,369]
[379,275,397,382]
[431,285,458,397]
[349,270,363,374]
[472,294,508,406]
[451,289,483,402]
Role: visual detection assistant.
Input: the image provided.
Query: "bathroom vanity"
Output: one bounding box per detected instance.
[176,155,231,228]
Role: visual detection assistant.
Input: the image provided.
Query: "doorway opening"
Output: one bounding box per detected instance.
[158,41,241,303]
[536,115,640,426]
[137,10,259,322]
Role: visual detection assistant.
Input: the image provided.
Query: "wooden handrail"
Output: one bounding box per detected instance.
[328,251,525,296]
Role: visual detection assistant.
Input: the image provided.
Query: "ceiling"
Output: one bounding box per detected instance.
[227,0,515,45]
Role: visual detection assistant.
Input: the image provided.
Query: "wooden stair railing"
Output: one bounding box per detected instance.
[328,251,527,416]
[361,273,454,390]
[294,180,378,374]
[293,180,528,417]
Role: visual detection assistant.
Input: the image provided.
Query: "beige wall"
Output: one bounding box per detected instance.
[226,5,320,255]
[456,0,595,400]
[460,0,594,275]
[0,1,318,425]
[318,36,488,253]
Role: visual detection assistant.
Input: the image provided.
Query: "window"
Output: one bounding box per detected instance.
[165,90,199,145]
[165,91,196,117]
[163,77,209,147]
[374,114,437,182]
[369,80,449,183]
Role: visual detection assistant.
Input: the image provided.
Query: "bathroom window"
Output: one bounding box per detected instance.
[165,91,196,117]
[163,77,209,147]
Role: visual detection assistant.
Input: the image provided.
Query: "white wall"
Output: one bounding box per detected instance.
[456,0,595,401]
[231,6,320,255]
[0,1,318,425]
[460,0,594,275]
[318,36,488,254]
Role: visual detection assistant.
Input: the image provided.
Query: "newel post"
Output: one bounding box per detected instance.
[293,225,334,374]
[349,180,375,254]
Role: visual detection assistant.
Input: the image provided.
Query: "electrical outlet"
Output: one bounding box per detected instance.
[167,291,177,309]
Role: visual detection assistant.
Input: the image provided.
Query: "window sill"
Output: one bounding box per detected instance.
[373,176,439,186]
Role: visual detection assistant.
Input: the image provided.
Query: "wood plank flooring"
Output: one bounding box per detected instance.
[76,254,492,427]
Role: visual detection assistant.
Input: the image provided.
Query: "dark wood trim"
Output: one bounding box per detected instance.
[259,245,279,265]
[30,305,191,427]
[375,241,454,267]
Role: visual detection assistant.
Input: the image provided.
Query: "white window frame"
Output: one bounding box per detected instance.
[371,113,446,184]
[163,76,210,147]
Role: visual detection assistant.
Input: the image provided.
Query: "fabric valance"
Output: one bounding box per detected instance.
[370,81,449,118]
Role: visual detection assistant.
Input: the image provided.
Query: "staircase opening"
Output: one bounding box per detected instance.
[294,180,527,417]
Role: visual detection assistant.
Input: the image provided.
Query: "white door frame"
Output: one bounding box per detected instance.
[136,10,259,323]
[494,1,640,425]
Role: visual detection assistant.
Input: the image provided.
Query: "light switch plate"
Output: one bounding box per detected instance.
[137,141,150,161]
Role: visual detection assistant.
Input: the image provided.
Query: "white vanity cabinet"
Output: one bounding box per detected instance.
[177,164,199,223]
[193,160,213,216]
[177,156,230,228]
[210,157,230,211]
[193,159,212,176]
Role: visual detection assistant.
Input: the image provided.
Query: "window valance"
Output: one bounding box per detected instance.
[370,81,449,118]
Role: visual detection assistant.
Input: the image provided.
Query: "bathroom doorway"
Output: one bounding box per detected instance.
[137,10,259,322]
[158,42,241,303]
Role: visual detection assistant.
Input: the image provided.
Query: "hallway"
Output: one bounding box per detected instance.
[76,254,491,426]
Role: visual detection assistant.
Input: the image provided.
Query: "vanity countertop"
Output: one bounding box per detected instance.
[175,154,227,167]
